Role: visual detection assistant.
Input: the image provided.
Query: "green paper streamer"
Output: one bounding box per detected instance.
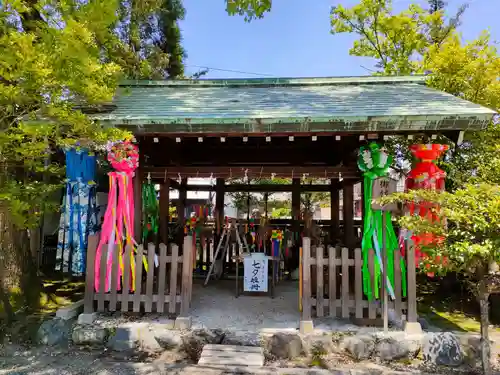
[358,143,407,301]
[142,181,159,243]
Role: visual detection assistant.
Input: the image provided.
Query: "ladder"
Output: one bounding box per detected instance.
[204,219,249,286]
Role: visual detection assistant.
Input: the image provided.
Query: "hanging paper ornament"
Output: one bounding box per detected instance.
[271,229,282,280]
[142,179,159,243]
[405,144,448,276]
[94,140,147,293]
[358,142,407,301]
[56,148,98,276]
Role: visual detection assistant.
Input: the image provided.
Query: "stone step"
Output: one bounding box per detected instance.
[198,344,265,367]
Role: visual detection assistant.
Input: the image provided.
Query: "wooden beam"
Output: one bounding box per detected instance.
[215,178,225,235]
[177,178,187,246]
[330,179,340,243]
[143,165,360,179]
[343,183,355,248]
[291,178,301,239]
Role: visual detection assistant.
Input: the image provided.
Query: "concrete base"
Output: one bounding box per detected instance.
[175,316,192,330]
[404,321,423,335]
[299,320,314,334]
[56,300,84,320]
[77,312,97,325]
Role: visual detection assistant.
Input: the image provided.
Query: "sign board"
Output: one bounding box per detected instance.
[372,177,398,212]
[243,253,268,292]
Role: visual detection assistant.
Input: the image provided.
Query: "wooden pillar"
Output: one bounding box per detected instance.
[159,179,170,244]
[291,178,301,239]
[343,183,354,248]
[133,167,143,244]
[330,179,339,245]
[406,237,418,323]
[215,178,225,234]
[177,178,187,247]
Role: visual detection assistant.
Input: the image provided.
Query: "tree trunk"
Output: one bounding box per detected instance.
[14,227,41,312]
[478,280,491,375]
[0,280,14,324]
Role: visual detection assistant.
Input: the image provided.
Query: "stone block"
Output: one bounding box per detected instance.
[266,332,303,359]
[222,330,262,347]
[299,320,314,334]
[175,316,192,330]
[404,321,423,335]
[154,329,183,350]
[72,325,108,346]
[341,334,376,360]
[106,323,153,353]
[302,334,336,356]
[77,312,97,325]
[37,318,73,346]
[181,328,226,362]
[422,332,463,366]
[152,319,176,330]
[376,337,411,361]
[56,300,84,321]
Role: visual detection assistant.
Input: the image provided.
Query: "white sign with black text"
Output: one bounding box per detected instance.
[243,253,268,292]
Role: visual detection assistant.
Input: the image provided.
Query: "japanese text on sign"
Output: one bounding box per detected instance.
[372,177,398,211]
[243,253,268,292]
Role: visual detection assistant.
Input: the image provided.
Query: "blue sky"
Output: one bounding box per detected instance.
[180,0,499,78]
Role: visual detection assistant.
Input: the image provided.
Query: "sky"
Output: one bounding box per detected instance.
[179,0,499,79]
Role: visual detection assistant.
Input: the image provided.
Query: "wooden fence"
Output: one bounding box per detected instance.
[84,235,194,315]
[301,237,418,321]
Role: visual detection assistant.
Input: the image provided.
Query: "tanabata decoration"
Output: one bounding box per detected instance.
[94,140,148,292]
[56,148,98,276]
[142,175,159,243]
[249,217,257,250]
[358,142,406,301]
[271,229,283,279]
[185,205,209,269]
[404,144,448,276]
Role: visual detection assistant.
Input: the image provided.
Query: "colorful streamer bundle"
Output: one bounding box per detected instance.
[94,140,147,292]
[271,229,283,279]
[185,205,209,269]
[405,144,449,276]
[358,142,406,301]
[56,148,98,276]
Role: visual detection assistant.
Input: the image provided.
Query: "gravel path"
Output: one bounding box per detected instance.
[190,279,301,331]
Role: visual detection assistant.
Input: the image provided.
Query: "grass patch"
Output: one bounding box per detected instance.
[417,275,500,333]
[0,278,84,343]
[0,279,84,316]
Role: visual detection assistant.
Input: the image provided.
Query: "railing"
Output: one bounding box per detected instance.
[84,235,194,315]
[301,237,417,321]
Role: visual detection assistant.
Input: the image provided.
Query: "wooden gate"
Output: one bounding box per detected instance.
[301,237,417,322]
[84,235,194,315]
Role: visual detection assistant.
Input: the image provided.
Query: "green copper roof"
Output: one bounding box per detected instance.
[92,75,496,134]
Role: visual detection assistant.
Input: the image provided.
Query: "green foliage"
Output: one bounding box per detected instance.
[226,0,271,22]
[270,207,291,219]
[93,0,186,79]
[0,0,129,230]
[380,184,500,289]
[424,32,500,112]
[330,0,465,74]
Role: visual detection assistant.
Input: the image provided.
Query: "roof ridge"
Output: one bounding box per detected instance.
[119,75,427,88]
